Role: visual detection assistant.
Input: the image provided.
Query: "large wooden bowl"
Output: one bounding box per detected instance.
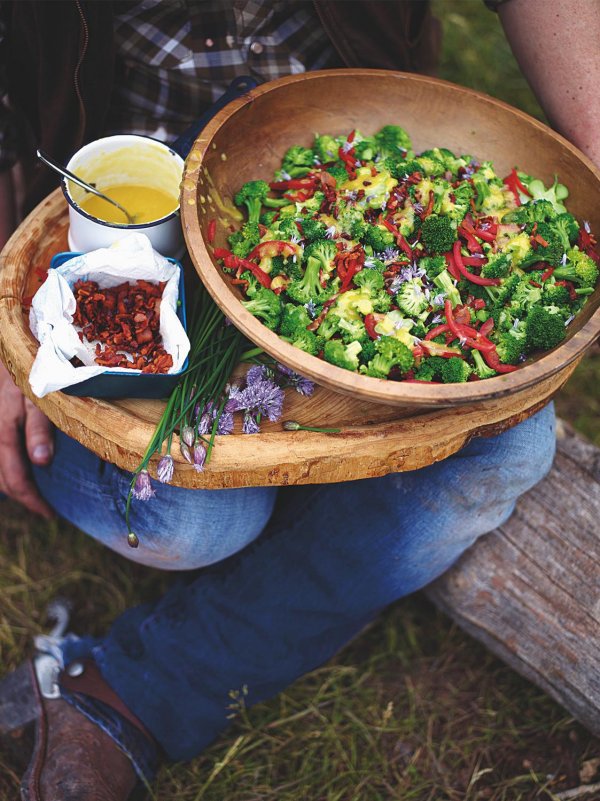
[181,70,600,408]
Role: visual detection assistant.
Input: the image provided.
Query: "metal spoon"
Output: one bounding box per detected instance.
[37,149,137,224]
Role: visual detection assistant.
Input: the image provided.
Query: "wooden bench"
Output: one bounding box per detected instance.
[426,420,600,738]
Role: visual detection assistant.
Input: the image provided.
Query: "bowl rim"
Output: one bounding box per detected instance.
[181,68,600,407]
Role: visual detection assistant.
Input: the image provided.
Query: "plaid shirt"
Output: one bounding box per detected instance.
[106,0,341,141]
[0,0,339,168]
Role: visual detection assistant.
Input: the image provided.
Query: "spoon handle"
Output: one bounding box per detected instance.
[36,149,135,224]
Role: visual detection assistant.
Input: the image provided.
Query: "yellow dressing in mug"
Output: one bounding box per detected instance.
[79,184,178,225]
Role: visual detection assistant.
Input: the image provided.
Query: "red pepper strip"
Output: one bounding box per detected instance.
[248,240,298,260]
[425,323,451,340]
[235,257,272,289]
[412,345,425,359]
[444,299,479,339]
[578,228,600,264]
[502,167,532,206]
[472,226,496,243]
[347,129,356,143]
[269,178,317,191]
[540,265,555,282]
[479,318,494,338]
[482,346,519,373]
[339,261,362,292]
[453,240,500,286]
[472,298,487,310]
[457,225,483,254]
[338,145,357,177]
[530,280,542,288]
[364,313,380,340]
[445,252,461,281]
[461,255,488,267]
[207,218,217,245]
[213,248,272,288]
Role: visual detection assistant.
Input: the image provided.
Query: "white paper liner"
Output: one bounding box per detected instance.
[29,233,190,397]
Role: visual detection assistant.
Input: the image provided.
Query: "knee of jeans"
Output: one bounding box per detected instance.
[124,486,278,570]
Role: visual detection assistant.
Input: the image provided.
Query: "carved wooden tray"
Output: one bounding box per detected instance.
[0,190,576,489]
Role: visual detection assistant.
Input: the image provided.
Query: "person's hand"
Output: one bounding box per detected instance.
[0,361,55,518]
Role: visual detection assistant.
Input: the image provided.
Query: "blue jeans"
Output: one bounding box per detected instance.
[33,403,556,766]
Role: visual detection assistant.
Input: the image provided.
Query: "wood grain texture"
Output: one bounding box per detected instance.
[426,423,600,736]
[0,189,582,489]
[181,69,600,408]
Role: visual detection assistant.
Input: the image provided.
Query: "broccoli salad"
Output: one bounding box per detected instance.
[212,125,599,383]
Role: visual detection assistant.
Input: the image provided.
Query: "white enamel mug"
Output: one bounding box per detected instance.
[62,135,185,257]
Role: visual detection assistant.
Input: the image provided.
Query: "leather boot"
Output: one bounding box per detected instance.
[1,659,153,801]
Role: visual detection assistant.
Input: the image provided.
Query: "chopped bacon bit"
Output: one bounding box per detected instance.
[72,278,173,373]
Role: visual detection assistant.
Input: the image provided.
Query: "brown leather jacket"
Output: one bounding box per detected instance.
[3,0,440,211]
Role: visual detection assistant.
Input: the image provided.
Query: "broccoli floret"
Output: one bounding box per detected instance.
[238,270,261,298]
[354,269,384,292]
[300,217,327,243]
[279,303,311,338]
[552,213,580,251]
[481,252,511,279]
[337,316,367,344]
[542,282,571,306]
[510,276,542,310]
[357,336,377,363]
[443,181,474,224]
[304,239,337,273]
[363,225,396,252]
[495,331,526,364]
[553,247,599,287]
[419,255,446,280]
[365,336,414,378]
[323,339,362,372]
[234,180,287,223]
[472,349,496,379]
[415,154,445,177]
[241,287,282,330]
[433,269,461,307]
[440,357,472,383]
[338,205,367,240]
[259,210,278,227]
[503,199,557,224]
[396,278,429,316]
[317,310,343,340]
[490,273,520,306]
[313,134,341,164]
[269,217,299,241]
[281,145,315,178]
[285,241,337,305]
[283,328,321,356]
[228,221,261,258]
[325,164,350,187]
[413,356,445,382]
[421,214,457,254]
[373,125,412,159]
[525,305,566,351]
[354,136,376,162]
[519,222,564,268]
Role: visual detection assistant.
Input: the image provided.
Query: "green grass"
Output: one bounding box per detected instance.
[2,2,600,798]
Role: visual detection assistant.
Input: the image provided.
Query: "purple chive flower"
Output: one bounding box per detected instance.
[216,410,235,435]
[304,300,318,319]
[181,425,195,448]
[193,442,207,472]
[236,378,285,423]
[430,313,443,325]
[156,455,174,484]
[242,412,261,434]
[180,441,193,464]
[381,246,400,263]
[584,220,591,234]
[132,470,155,501]
[432,293,446,307]
[341,140,354,154]
[276,363,315,396]
[564,314,575,327]
[245,365,269,385]
[388,275,404,295]
[325,225,337,239]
